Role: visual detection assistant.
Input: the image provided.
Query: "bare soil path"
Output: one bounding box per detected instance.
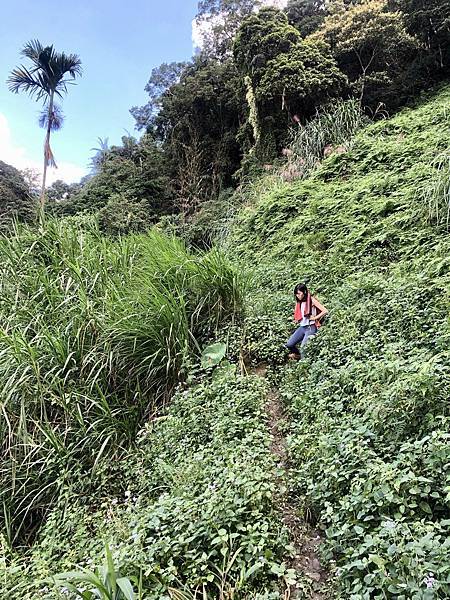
[250,362,331,599]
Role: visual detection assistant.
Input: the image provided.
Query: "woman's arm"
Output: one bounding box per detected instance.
[311,296,328,321]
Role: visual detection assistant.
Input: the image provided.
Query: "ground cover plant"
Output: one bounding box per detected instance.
[227,83,450,598]
[1,372,292,599]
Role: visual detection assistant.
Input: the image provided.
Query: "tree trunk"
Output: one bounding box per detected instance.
[39,92,54,215]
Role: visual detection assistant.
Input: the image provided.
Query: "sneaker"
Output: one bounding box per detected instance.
[288,353,301,360]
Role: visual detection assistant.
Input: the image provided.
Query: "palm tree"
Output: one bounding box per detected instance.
[89,136,110,173]
[7,40,82,212]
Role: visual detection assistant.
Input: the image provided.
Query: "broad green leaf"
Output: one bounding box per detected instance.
[201,342,227,369]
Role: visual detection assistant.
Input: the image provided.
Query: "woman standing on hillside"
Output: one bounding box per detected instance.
[286,283,328,359]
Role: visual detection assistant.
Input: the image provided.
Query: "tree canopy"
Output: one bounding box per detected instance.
[234,8,346,157]
[312,1,419,105]
[66,133,171,222]
[286,0,327,37]
[29,0,450,228]
[0,161,34,229]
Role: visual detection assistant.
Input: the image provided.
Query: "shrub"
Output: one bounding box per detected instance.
[0,160,35,229]
[2,374,291,599]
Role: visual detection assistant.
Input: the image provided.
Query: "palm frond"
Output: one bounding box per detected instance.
[57,52,83,79]
[9,40,82,100]
[89,137,110,171]
[50,55,83,97]
[7,66,47,99]
[91,137,109,153]
[20,39,45,66]
[44,139,57,168]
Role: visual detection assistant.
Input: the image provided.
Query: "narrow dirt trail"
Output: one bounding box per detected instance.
[251,363,330,599]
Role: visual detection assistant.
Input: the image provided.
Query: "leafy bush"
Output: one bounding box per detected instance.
[182,188,240,250]
[0,160,35,229]
[63,134,172,221]
[98,193,154,235]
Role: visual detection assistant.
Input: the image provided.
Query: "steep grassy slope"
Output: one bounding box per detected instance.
[230,84,450,597]
[1,85,448,600]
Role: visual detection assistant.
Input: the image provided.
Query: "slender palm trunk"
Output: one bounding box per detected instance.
[39,91,54,214]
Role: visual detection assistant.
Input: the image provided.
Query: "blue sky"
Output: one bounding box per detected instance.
[0,0,199,183]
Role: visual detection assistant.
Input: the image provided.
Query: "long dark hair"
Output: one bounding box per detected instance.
[293,283,311,316]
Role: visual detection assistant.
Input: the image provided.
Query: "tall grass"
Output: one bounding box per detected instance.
[0,220,246,548]
[423,151,450,229]
[281,99,369,181]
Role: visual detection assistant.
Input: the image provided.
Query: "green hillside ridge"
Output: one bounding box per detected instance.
[228,84,450,597]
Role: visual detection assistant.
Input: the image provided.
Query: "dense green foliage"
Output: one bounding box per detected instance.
[388,0,450,80]
[286,0,326,37]
[153,59,244,213]
[53,134,172,231]
[3,8,450,600]
[46,179,82,213]
[4,75,445,600]
[228,83,450,598]
[2,371,293,599]
[233,8,346,160]
[38,0,449,226]
[0,221,244,555]
[0,160,35,228]
[281,98,369,181]
[313,0,419,106]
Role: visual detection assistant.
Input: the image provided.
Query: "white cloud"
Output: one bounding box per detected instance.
[192,0,288,50]
[0,113,87,186]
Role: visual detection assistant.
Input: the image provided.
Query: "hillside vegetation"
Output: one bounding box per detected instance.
[4,0,446,232]
[0,85,449,599]
[229,83,450,597]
